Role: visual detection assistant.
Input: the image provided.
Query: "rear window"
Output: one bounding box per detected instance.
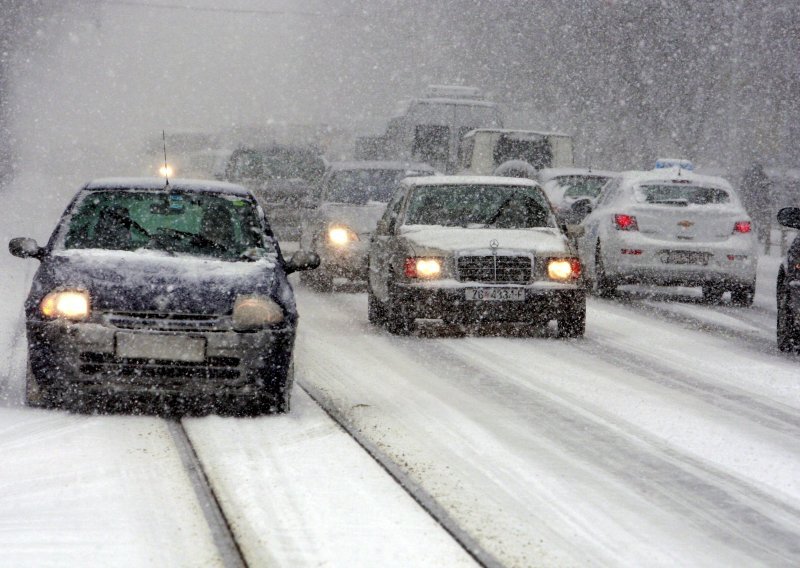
[635,184,730,206]
[327,169,425,204]
[556,175,612,199]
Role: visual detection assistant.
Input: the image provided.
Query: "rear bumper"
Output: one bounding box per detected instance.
[27,319,294,398]
[394,283,585,323]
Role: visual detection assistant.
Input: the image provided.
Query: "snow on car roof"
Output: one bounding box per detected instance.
[465,128,570,138]
[403,175,541,188]
[84,177,252,196]
[616,169,734,190]
[329,161,436,172]
[538,168,618,182]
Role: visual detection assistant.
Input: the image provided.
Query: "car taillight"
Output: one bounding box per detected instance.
[614,214,638,231]
[733,221,751,234]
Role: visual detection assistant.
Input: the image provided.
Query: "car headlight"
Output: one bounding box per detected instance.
[232,295,285,330]
[40,290,91,320]
[158,164,174,178]
[547,258,581,281]
[404,257,443,278]
[327,226,359,246]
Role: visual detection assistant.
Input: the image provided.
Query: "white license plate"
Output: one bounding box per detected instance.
[465,288,526,301]
[116,333,206,362]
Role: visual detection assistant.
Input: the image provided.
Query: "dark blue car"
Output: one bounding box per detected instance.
[9,178,319,414]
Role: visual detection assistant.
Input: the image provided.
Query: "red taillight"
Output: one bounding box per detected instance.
[621,249,643,255]
[403,258,418,278]
[614,214,638,231]
[733,221,751,234]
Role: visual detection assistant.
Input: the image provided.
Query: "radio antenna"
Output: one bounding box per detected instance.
[162,130,170,187]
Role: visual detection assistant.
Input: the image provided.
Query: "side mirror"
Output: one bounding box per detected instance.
[777,207,800,230]
[9,237,45,260]
[285,250,320,274]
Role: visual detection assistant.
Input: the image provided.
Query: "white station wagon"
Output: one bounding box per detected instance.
[577,169,758,304]
[366,176,586,336]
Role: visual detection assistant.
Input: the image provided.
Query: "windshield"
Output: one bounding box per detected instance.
[61,190,270,261]
[636,184,731,205]
[327,169,422,204]
[404,184,555,228]
[555,175,613,199]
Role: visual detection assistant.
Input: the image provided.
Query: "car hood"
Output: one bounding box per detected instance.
[318,202,388,235]
[399,225,570,255]
[32,249,281,315]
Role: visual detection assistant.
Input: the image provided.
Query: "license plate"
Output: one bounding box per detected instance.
[465,288,526,301]
[660,250,709,265]
[116,333,206,362]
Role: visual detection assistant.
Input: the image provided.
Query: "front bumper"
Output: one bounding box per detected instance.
[27,318,295,398]
[393,281,585,323]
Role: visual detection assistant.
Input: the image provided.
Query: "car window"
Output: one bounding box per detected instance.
[404,184,556,229]
[595,176,622,207]
[635,184,730,205]
[556,175,613,199]
[326,169,416,204]
[60,190,271,261]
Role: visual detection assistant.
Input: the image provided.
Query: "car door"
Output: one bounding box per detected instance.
[579,176,622,277]
[369,189,406,301]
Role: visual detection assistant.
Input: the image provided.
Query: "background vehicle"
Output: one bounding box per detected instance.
[379,85,504,174]
[221,144,326,240]
[8,178,319,415]
[367,176,585,336]
[459,129,574,176]
[776,206,800,352]
[577,169,758,303]
[299,160,435,291]
[538,167,617,224]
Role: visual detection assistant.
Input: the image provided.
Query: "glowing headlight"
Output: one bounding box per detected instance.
[327,226,358,246]
[404,257,442,278]
[547,258,581,281]
[158,164,174,178]
[40,290,91,320]
[232,295,284,330]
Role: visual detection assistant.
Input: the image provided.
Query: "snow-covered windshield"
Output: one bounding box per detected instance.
[404,184,555,228]
[327,169,413,204]
[636,184,731,206]
[556,175,613,199]
[60,190,270,260]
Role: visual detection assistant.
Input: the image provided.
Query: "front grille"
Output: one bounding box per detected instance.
[105,312,227,332]
[79,352,241,382]
[457,255,532,283]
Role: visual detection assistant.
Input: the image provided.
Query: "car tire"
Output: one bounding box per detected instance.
[777,275,799,352]
[730,283,755,307]
[593,244,616,298]
[367,286,386,325]
[701,283,724,303]
[25,363,63,409]
[557,300,586,338]
[385,284,415,335]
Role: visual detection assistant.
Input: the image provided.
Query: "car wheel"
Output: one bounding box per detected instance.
[593,244,616,297]
[730,283,755,307]
[367,286,386,325]
[777,276,799,352]
[385,284,415,335]
[557,300,586,338]
[701,283,724,303]
[25,363,63,409]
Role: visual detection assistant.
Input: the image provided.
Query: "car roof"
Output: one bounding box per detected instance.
[402,175,541,188]
[465,128,570,138]
[83,177,253,196]
[328,160,436,172]
[615,169,734,190]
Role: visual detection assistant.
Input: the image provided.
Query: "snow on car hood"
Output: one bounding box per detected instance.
[399,225,570,255]
[38,249,279,315]
[318,202,388,235]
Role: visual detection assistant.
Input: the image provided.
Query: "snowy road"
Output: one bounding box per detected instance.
[2,176,800,566]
